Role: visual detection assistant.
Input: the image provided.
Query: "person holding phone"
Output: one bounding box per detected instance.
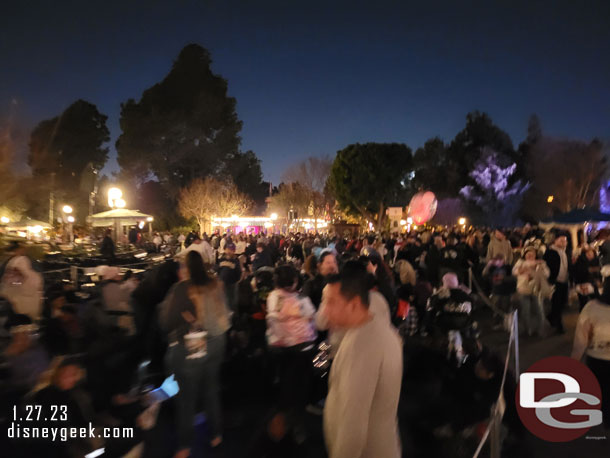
[160,251,230,457]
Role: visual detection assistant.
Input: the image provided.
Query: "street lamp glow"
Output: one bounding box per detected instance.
[406,217,413,224]
[67,215,75,223]
[458,217,466,226]
[270,213,278,220]
[108,187,123,207]
[547,195,554,203]
[62,205,73,214]
[146,217,154,222]
[0,216,9,224]
[115,198,126,208]
[400,219,407,226]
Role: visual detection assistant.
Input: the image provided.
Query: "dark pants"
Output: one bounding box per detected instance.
[225,283,238,312]
[549,282,568,331]
[167,334,226,449]
[270,344,315,423]
[577,289,598,312]
[587,356,610,428]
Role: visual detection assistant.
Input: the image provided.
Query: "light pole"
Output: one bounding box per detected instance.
[60,205,74,243]
[108,187,123,208]
[458,217,466,233]
[270,212,278,234]
[107,187,124,242]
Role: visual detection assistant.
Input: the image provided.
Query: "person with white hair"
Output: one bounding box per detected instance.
[425,272,474,363]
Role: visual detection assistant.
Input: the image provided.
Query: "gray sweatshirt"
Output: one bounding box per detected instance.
[323,313,403,458]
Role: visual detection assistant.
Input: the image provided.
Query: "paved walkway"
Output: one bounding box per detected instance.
[482,303,608,457]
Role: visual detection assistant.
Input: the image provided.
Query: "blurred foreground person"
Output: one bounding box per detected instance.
[266,264,317,439]
[512,246,550,336]
[571,269,610,429]
[161,251,230,457]
[543,233,571,333]
[0,242,43,320]
[322,261,402,458]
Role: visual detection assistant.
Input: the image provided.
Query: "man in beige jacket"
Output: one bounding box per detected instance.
[321,261,402,458]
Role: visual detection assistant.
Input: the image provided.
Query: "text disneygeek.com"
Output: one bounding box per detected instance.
[7,423,134,441]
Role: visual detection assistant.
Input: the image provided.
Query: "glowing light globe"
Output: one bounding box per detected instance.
[408,191,438,225]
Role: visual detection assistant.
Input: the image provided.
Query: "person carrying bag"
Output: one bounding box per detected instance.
[160,251,230,458]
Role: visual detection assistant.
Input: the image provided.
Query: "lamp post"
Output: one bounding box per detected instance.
[270,212,278,234]
[546,195,554,218]
[107,187,124,242]
[458,217,466,233]
[60,205,74,243]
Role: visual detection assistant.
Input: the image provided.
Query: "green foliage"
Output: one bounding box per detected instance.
[27,99,109,220]
[137,180,185,231]
[224,150,269,210]
[0,123,25,216]
[116,43,244,197]
[269,182,312,221]
[412,137,454,197]
[171,224,199,236]
[447,111,516,193]
[328,142,412,227]
[521,137,607,219]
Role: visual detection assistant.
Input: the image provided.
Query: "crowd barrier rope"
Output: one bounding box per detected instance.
[472,308,519,458]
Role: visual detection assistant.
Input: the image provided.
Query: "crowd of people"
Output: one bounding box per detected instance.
[1,223,609,457]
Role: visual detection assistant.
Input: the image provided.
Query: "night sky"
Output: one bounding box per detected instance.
[2,0,609,184]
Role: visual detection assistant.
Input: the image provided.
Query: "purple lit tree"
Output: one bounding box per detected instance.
[460,149,529,225]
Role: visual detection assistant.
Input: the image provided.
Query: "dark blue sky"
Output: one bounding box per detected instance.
[2,0,609,183]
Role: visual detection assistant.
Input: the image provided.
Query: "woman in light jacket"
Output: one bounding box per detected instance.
[512,246,550,336]
[266,264,316,431]
[161,251,230,457]
[572,269,610,430]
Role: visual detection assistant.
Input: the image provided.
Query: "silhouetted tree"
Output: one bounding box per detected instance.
[28,99,109,220]
[447,111,517,193]
[116,44,244,196]
[328,143,412,228]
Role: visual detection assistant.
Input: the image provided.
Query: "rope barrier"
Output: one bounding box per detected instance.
[41,259,162,280]
[468,267,508,317]
[472,309,519,458]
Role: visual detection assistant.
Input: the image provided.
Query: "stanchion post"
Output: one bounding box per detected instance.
[70,265,78,286]
[513,309,520,381]
[490,410,501,458]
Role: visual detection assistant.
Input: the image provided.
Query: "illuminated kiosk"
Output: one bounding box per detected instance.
[88,209,154,242]
[5,218,53,240]
[540,208,610,249]
[211,216,329,235]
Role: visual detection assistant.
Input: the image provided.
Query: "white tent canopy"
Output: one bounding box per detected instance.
[88,209,153,227]
[6,218,53,230]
